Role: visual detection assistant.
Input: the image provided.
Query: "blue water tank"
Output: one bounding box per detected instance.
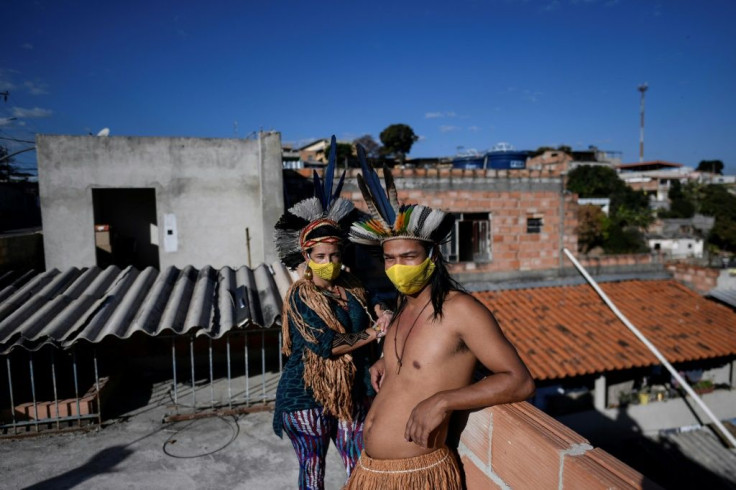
[451,155,485,169]
[487,151,529,169]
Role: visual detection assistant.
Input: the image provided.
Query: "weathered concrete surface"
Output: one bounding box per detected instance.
[0,382,347,490]
[36,133,284,270]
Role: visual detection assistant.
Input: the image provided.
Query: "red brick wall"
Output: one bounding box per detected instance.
[578,253,655,268]
[459,402,658,489]
[665,262,720,294]
[330,168,578,274]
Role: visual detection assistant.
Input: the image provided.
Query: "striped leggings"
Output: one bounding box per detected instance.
[282,403,368,490]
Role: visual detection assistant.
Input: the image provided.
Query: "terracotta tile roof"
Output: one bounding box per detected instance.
[473,280,736,381]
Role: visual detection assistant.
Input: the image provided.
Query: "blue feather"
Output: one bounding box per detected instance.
[312,169,325,208]
[357,144,395,224]
[332,169,346,201]
[323,135,337,209]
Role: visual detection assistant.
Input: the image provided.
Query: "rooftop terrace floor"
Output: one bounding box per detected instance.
[0,377,347,490]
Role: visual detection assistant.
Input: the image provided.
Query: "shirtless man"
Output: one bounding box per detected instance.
[346,160,535,488]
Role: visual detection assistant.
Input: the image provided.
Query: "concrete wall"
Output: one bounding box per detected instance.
[36,133,283,270]
[717,268,736,289]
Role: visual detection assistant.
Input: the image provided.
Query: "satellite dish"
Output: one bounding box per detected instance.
[97,128,110,137]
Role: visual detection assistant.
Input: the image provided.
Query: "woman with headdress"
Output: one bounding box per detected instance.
[273,137,393,490]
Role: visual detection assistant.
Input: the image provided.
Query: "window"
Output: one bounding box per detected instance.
[527,217,543,234]
[440,212,491,263]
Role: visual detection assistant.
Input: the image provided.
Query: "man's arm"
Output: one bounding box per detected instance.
[404,294,535,447]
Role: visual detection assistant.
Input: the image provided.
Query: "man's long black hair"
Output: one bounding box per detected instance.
[392,242,466,322]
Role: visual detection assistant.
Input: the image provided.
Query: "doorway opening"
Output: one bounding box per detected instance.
[92,188,160,270]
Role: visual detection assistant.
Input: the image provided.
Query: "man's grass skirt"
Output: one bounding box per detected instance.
[345,446,462,489]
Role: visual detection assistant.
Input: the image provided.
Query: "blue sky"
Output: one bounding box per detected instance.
[2,0,735,176]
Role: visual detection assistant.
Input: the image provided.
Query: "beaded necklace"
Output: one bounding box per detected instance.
[393,299,431,374]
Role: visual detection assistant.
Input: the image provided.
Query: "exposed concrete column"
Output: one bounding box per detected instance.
[594,374,607,410]
[731,360,736,389]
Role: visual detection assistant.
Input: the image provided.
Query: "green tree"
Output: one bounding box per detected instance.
[353,134,385,167]
[566,165,626,197]
[709,219,736,253]
[659,180,695,219]
[700,184,736,221]
[353,134,381,158]
[379,124,418,166]
[695,160,724,175]
[567,165,653,253]
[577,204,608,253]
[603,223,649,254]
[333,142,358,168]
[697,184,736,252]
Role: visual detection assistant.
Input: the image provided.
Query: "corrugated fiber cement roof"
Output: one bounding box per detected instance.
[0,263,294,355]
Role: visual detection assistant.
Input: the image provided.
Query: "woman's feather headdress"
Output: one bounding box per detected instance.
[274,136,356,268]
[348,145,454,246]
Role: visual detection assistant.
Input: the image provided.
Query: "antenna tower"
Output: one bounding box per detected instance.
[638,83,648,163]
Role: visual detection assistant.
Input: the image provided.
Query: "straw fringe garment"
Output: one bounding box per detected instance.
[345,446,462,490]
[281,272,369,423]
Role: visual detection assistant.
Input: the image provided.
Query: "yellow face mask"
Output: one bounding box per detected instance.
[385,257,436,295]
[308,259,342,281]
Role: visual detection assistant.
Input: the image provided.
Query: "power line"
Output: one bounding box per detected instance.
[0,136,36,144]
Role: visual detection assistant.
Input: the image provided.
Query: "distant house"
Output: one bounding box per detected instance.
[616,161,695,204]
[646,215,715,259]
[298,138,330,165]
[526,147,621,176]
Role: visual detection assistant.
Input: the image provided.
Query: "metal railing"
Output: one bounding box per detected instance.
[168,328,283,416]
[1,346,103,437]
[1,328,285,434]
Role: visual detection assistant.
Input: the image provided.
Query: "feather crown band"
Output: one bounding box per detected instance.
[348,144,454,246]
[274,136,356,268]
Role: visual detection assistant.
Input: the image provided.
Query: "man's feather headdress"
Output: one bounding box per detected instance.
[348,145,454,246]
[274,136,356,268]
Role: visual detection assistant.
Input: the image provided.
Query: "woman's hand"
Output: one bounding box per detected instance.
[372,309,393,338]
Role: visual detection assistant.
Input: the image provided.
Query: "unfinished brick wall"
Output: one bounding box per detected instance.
[665,261,720,294]
[458,402,658,489]
[578,253,655,268]
[327,168,579,274]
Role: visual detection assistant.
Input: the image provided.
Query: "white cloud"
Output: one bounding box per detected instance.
[425,111,458,119]
[0,118,16,127]
[468,126,480,132]
[440,125,461,133]
[13,107,53,119]
[24,81,49,95]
